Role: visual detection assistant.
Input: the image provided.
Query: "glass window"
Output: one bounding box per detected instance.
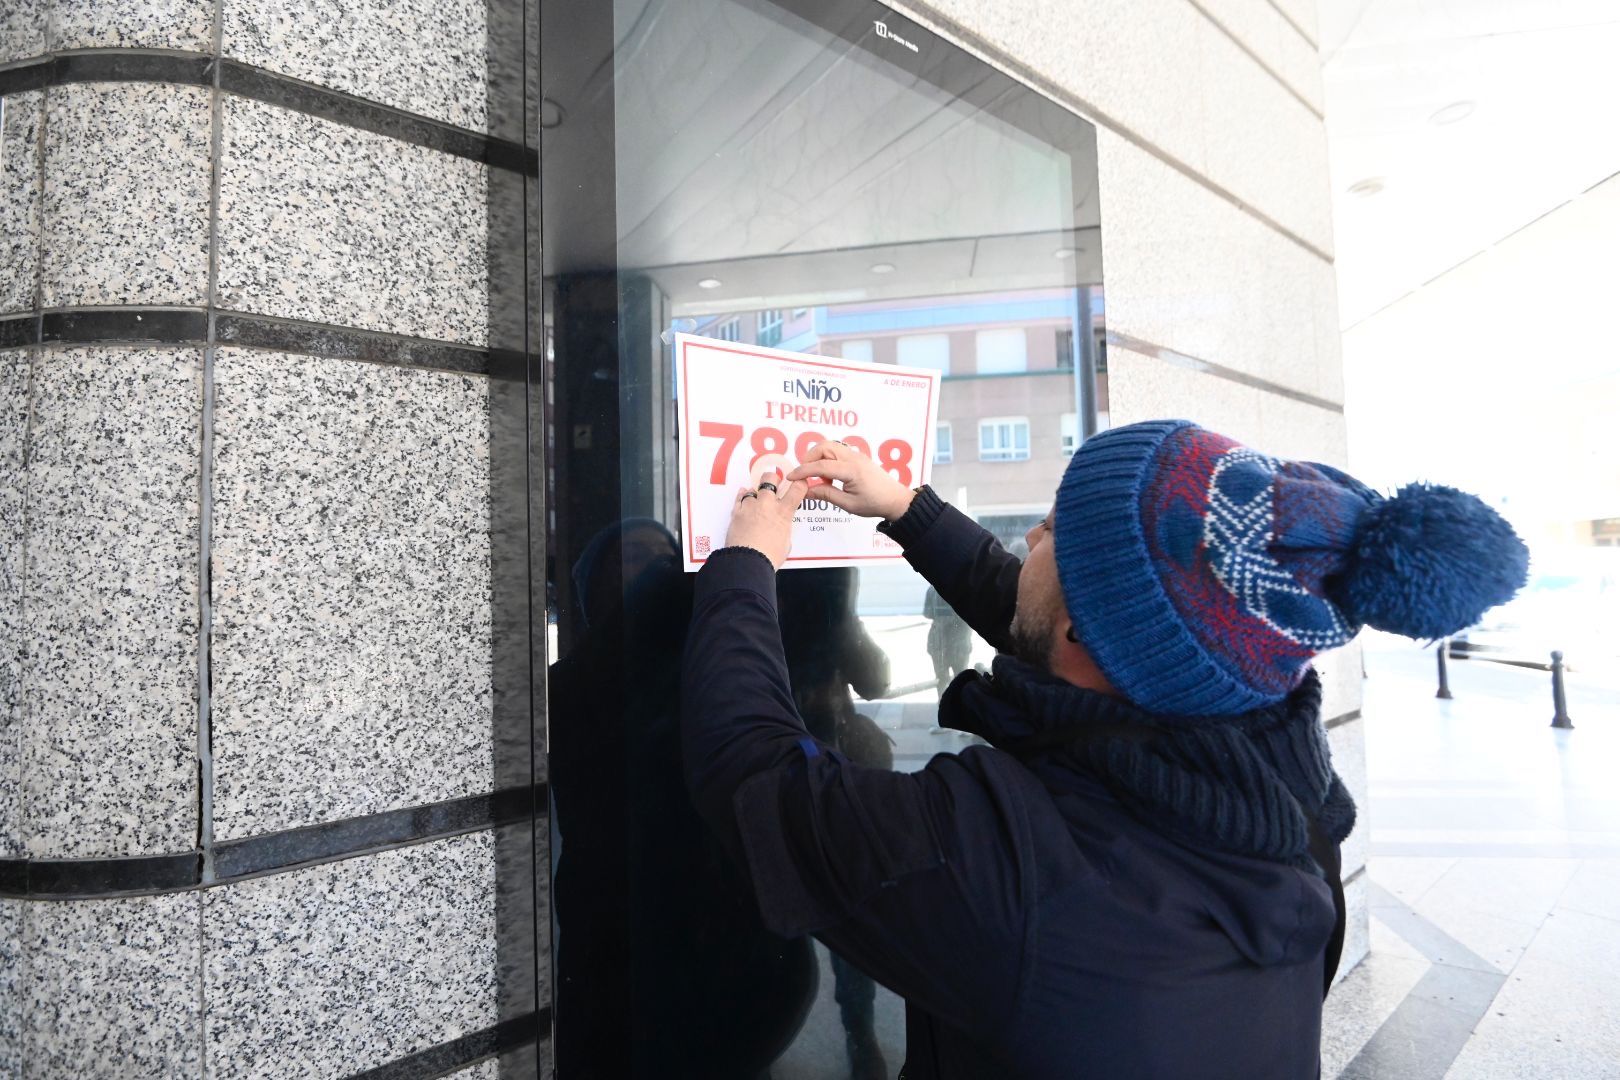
[980,417,1031,461]
[1055,327,1075,369]
[897,333,951,375]
[1061,412,1079,456]
[975,327,1027,375]
[758,308,785,347]
[841,338,875,363]
[541,0,1105,1069]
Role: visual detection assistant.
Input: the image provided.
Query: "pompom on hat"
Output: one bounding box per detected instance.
[1053,420,1529,718]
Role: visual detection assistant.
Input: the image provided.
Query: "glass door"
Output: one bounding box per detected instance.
[539,0,1104,1072]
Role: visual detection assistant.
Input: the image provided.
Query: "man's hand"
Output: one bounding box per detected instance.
[786,441,915,522]
[725,479,811,570]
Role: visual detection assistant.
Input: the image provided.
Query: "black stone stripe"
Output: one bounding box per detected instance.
[1106,330,1346,413]
[0,52,532,174]
[11,307,491,374]
[0,314,37,350]
[216,312,490,375]
[1325,708,1362,731]
[42,307,209,345]
[219,62,533,173]
[215,787,533,879]
[0,785,543,900]
[344,1011,549,1080]
[0,51,212,96]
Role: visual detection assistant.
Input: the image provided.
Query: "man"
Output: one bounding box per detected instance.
[681,420,1528,1078]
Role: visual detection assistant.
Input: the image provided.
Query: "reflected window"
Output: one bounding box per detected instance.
[936,423,953,464]
[1061,412,1079,456]
[898,333,951,376]
[712,317,742,342]
[758,309,785,347]
[980,417,1031,462]
[841,338,874,363]
[975,327,1027,375]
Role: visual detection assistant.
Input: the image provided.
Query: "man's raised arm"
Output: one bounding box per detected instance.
[787,443,1023,652]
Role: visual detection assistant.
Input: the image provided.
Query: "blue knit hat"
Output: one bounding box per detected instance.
[1053,420,1529,718]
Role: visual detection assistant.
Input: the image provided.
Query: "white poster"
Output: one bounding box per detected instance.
[674,333,942,571]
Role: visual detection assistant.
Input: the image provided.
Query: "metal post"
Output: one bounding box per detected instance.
[1550,650,1574,729]
[1435,639,1453,700]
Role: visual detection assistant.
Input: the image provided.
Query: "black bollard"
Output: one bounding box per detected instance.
[1436,639,1453,700]
[1550,650,1574,729]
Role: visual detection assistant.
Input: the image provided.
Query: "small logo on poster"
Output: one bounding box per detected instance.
[873,20,920,53]
[695,535,712,556]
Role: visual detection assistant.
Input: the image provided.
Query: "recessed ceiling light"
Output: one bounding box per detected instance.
[1429,100,1475,126]
[1347,177,1385,197]
[697,277,722,289]
[868,262,896,274]
[1053,247,1081,260]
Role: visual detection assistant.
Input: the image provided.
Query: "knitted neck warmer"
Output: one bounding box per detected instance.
[943,657,1357,872]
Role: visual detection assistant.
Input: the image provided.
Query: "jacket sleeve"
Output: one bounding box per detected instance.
[879,486,1023,653]
[682,547,1031,1033]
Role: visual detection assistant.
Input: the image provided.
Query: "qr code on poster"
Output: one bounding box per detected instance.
[695,535,712,556]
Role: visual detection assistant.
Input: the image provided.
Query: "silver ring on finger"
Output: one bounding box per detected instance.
[757,481,778,495]
[740,491,758,501]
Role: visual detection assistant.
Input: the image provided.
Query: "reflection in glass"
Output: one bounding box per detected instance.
[541,0,1104,1072]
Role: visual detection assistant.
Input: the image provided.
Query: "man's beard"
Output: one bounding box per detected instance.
[1006,614,1055,673]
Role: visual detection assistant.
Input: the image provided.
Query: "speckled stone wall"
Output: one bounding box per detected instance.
[0,0,544,1076]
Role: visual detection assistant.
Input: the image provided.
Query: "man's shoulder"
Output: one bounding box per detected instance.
[915,745,1099,868]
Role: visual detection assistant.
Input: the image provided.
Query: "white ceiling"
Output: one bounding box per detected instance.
[1320,0,1620,327]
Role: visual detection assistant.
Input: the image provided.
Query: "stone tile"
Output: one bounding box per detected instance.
[1321,933,1429,1077]
[1254,397,1347,467]
[1370,909,1427,963]
[896,0,1333,252]
[1097,128,1343,405]
[1334,872,1370,984]
[1196,17,1335,255]
[1442,908,1620,1080]
[203,833,498,1079]
[446,1061,500,1080]
[1330,718,1369,880]
[895,0,1210,175]
[1316,641,1363,725]
[0,0,46,67]
[49,0,213,52]
[1555,857,1620,923]
[216,96,489,345]
[41,82,211,308]
[1369,855,1456,907]
[0,350,26,857]
[20,347,202,857]
[209,349,491,839]
[1270,0,1318,45]
[223,0,489,131]
[1,91,43,316]
[1106,343,1264,441]
[22,892,202,1076]
[1411,856,1581,973]
[1194,0,1323,112]
[0,899,19,1076]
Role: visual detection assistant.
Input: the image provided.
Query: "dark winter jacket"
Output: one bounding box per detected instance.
[682,497,1346,1079]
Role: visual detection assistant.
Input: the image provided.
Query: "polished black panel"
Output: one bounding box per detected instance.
[540,0,1104,1072]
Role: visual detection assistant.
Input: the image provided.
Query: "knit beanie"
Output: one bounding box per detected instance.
[1053,420,1529,718]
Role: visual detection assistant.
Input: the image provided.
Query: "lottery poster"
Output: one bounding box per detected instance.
[674,333,942,571]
